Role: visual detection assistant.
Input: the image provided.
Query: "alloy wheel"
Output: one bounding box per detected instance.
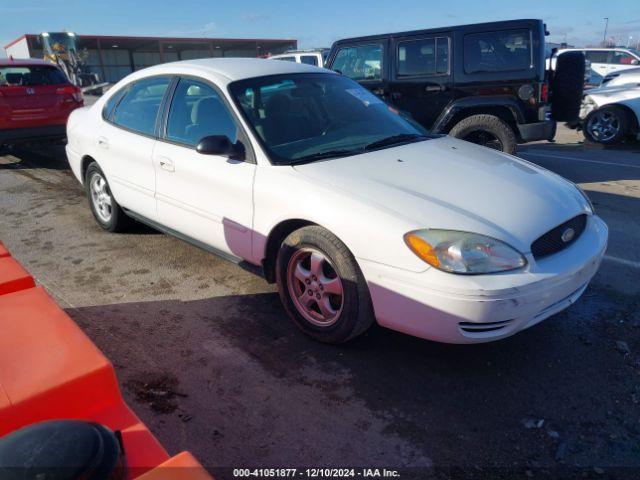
[586,111,621,142]
[89,173,113,223]
[286,248,344,327]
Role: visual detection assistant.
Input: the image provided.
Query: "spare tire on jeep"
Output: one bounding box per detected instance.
[550,51,585,122]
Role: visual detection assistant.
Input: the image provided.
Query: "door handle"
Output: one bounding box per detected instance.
[425,85,443,93]
[97,136,108,149]
[158,156,175,172]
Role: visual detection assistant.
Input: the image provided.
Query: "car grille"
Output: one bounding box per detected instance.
[531,214,587,259]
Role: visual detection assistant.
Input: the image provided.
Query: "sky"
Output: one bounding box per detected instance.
[1,0,638,57]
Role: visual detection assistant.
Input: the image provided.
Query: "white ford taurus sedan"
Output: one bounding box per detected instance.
[66,58,608,344]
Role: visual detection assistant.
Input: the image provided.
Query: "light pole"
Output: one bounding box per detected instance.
[602,17,609,46]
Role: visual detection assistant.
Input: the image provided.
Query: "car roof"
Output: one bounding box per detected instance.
[140,57,332,82]
[560,47,634,52]
[330,19,543,45]
[0,58,57,67]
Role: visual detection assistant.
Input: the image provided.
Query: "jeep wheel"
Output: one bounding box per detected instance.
[583,106,629,145]
[449,114,517,154]
[276,226,374,344]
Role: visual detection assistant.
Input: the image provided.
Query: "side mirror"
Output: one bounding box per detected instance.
[196,135,245,159]
[632,59,639,66]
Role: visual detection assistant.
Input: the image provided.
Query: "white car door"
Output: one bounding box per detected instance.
[153,77,255,260]
[100,76,172,220]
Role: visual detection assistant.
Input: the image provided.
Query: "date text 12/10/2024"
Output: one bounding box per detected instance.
[232,468,401,478]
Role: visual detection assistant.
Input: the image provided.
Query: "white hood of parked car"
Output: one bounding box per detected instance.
[293,136,588,253]
[587,84,640,102]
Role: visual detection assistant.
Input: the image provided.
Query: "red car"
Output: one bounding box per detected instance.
[0,58,83,148]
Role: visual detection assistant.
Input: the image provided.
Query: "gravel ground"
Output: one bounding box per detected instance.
[1,125,639,479]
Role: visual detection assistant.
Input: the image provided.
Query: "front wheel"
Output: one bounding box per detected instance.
[276,226,374,343]
[583,106,629,145]
[449,114,518,154]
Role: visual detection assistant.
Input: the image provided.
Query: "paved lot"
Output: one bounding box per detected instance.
[1,125,639,478]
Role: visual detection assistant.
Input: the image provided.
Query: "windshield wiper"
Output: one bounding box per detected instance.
[289,149,360,165]
[363,133,427,151]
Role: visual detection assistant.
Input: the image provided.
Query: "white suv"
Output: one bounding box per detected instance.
[269,50,329,67]
[557,48,640,84]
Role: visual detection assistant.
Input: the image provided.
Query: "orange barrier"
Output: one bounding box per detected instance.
[136,452,212,480]
[0,244,212,479]
[0,256,35,295]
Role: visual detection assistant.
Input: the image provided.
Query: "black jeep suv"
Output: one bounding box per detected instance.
[325,19,584,154]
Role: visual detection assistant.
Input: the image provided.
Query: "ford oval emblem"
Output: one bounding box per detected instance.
[561,227,575,243]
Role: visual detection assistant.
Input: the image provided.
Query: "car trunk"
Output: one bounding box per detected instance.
[0,84,74,129]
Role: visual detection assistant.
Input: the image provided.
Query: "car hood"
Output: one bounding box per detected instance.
[293,136,589,253]
[587,84,640,103]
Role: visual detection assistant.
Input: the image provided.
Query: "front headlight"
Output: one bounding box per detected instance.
[575,184,595,214]
[404,230,527,274]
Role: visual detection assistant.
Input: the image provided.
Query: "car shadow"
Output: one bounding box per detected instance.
[520,137,640,156]
[0,144,70,171]
[67,278,639,471]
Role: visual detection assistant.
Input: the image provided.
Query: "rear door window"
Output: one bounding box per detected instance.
[397,37,449,77]
[464,29,532,73]
[111,76,171,136]
[102,87,128,120]
[585,51,608,63]
[331,44,383,81]
[300,55,319,66]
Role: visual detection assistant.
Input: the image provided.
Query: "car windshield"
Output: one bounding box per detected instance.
[229,73,430,165]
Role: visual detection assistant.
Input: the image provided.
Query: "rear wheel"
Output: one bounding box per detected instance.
[85,162,130,232]
[449,114,517,154]
[276,226,374,343]
[583,106,629,145]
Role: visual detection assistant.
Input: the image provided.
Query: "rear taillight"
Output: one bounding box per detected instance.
[56,85,83,103]
[540,82,549,103]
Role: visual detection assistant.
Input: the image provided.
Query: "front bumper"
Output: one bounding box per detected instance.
[518,119,556,142]
[0,125,66,145]
[359,215,608,344]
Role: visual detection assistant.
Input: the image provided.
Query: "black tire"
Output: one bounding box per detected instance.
[448,114,517,154]
[276,226,374,344]
[85,162,131,232]
[550,51,585,122]
[583,106,629,145]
